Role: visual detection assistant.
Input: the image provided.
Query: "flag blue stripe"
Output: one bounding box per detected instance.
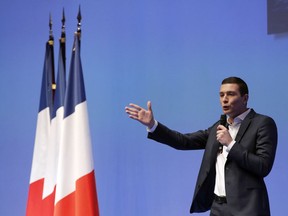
[39,42,55,117]
[64,35,86,118]
[52,40,66,119]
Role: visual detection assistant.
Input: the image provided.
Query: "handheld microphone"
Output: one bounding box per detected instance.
[220,114,227,128]
[218,114,227,153]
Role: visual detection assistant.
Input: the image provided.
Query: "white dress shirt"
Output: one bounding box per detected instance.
[214,109,251,197]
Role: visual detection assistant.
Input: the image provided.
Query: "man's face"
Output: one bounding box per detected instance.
[219,83,248,118]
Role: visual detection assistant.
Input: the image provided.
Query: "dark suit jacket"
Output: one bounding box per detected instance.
[148,109,277,216]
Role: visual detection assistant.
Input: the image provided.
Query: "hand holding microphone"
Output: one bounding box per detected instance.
[217,115,232,152]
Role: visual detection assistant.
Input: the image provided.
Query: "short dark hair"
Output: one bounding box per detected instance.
[221,77,249,96]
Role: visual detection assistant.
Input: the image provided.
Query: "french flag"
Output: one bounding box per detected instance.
[26,39,56,216]
[27,23,99,215]
[53,32,100,216]
[42,34,66,215]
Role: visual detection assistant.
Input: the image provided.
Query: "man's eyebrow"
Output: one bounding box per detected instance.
[219,91,236,94]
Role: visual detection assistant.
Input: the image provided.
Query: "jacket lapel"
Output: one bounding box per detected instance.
[234,109,256,143]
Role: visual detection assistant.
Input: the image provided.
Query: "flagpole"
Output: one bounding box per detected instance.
[49,13,56,98]
[60,9,66,73]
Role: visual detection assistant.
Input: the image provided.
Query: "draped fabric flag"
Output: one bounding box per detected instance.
[42,33,67,215]
[26,38,56,216]
[53,32,99,216]
[27,14,99,216]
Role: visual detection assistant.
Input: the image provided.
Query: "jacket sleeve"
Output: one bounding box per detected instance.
[147,122,211,150]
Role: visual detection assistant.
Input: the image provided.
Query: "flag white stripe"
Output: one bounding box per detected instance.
[55,101,94,203]
[42,107,64,198]
[29,107,51,183]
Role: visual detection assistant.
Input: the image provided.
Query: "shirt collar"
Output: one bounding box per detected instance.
[228,108,251,125]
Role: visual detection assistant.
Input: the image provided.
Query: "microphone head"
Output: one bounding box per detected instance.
[220,114,227,126]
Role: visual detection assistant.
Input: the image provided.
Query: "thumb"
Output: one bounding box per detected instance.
[147,101,152,112]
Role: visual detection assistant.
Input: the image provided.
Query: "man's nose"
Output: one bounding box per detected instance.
[222,95,228,103]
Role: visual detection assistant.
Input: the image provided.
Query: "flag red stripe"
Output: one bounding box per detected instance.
[26,179,55,216]
[54,171,99,216]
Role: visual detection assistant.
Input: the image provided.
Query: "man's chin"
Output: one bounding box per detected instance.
[222,110,230,115]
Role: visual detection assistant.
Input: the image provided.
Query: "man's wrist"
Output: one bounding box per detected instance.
[147,120,158,133]
[226,140,236,152]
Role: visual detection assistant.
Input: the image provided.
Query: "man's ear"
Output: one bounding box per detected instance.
[243,94,249,105]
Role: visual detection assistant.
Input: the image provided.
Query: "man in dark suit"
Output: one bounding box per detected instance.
[125,77,277,216]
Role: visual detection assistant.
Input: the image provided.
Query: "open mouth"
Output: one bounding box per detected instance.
[222,106,230,111]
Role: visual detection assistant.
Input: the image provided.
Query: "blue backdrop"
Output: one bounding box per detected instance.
[0,1,287,215]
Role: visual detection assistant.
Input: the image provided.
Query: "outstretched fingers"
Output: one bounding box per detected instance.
[128,103,143,111]
[125,104,143,120]
[126,109,139,119]
[125,101,154,127]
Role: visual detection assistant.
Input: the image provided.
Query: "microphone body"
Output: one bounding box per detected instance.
[220,114,227,128]
[218,114,227,153]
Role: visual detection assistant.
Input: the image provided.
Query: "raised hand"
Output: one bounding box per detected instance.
[125,101,155,129]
